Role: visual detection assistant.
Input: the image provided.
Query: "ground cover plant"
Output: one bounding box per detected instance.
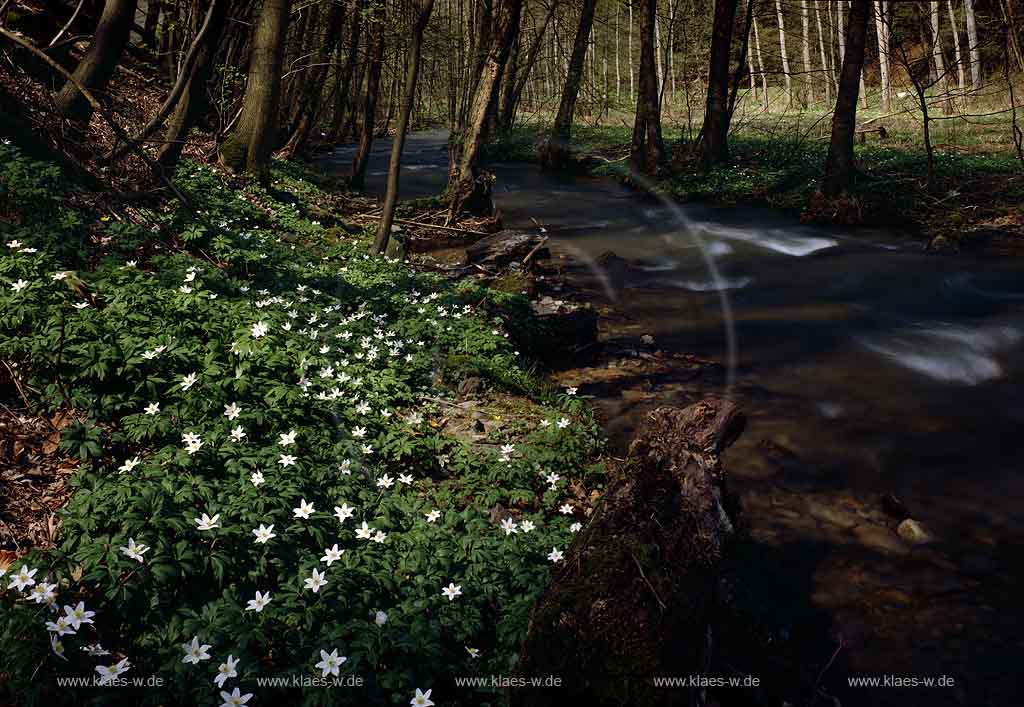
[0,142,606,706]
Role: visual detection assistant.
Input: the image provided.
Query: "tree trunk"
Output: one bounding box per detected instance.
[155,0,230,169]
[948,0,967,96]
[350,0,386,189]
[143,0,161,48]
[615,3,621,98]
[281,0,347,158]
[53,0,138,123]
[630,0,664,174]
[964,0,980,91]
[874,0,890,110]
[446,0,524,218]
[837,0,846,63]
[512,400,744,707]
[931,2,953,114]
[801,0,813,105]
[629,1,635,98]
[753,17,769,111]
[328,0,365,142]
[776,0,793,105]
[498,34,521,130]
[654,3,663,92]
[374,0,436,256]
[815,1,831,102]
[106,0,225,165]
[219,0,291,178]
[747,32,757,100]
[541,0,598,169]
[699,0,740,166]
[507,0,558,124]
[668,0,676,101]
[822,0,869,196]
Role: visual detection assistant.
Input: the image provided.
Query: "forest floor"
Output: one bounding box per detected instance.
[492,119,1024,255]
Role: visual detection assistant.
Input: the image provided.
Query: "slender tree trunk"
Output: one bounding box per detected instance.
[374,0,436,255]
[615,4,621,99]
[747,33,757,100]
[508,0,558,121]
[964,0,980,91]
[874,0,890,110]
[329,0,365,142]
[351,0,387,188]
[931,2,953,114]
[630,0,664,174]
[815,1,831,102]
[629,1,635,98]
[281,0,347,158]
[106,0,224,164]
[498,34,521,129]
[219,0,292,177]
[776,0,793,106]
[447,0,524,218]
[699,0,740,165]
[801,0,813,105]
[54,0,138,123]
[823,0,869,196]
[669,0,676,100]
[948,0,967,96]
[838,0,846,64]
[144,0,161,48]
[1003,0,1024,74]
[542,0,598,168]
[654,3,663,91]
[753,17,769,111]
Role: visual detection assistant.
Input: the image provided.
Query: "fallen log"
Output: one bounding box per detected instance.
[512,399,745,707]
[465,230,550,268]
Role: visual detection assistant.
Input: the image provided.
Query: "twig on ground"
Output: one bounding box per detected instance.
[629,550,667,611]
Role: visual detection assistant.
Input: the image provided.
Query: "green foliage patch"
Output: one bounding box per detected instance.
[0,143,605,706]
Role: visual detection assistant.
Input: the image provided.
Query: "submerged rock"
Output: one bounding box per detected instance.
[897,518,933,545]
[512,399,745,706]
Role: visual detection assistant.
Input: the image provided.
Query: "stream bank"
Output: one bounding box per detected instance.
[490,125,1024,256]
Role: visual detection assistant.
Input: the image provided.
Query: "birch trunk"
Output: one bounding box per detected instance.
[802,0,814,105]
[776,0,794,106]
[931,2,952,113]
[753,17,770,110]
[629,1,635,98]
[874,0,890,110]
[948,0,967,95]
[815,1,831,102]
[964,0,981,91]
[615,4,621,98]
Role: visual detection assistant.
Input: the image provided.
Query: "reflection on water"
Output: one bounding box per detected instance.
[666,275,754,292]
[323,133,1024,705]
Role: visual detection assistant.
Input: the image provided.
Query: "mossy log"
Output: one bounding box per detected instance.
[512,399,745,707]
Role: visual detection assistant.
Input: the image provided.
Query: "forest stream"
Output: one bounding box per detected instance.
[323,131,1024,705]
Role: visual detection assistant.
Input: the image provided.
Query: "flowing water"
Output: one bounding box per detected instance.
[323,132,1024,705]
